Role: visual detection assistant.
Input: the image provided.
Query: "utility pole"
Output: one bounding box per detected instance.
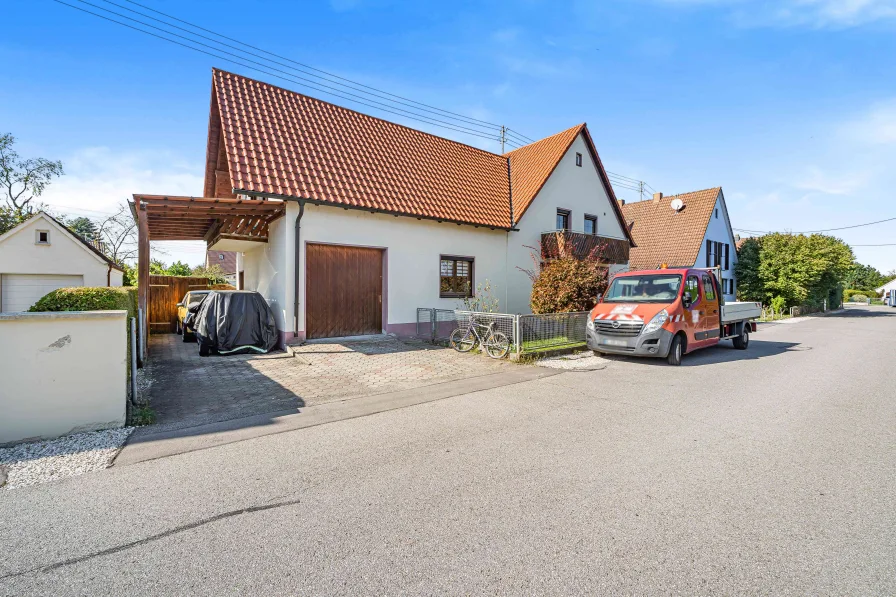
[500,125,506,153]
[639,181,645,201]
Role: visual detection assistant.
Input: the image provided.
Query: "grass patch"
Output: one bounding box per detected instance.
[128,403,156,426]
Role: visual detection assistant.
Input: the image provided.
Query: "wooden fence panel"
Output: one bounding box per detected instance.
[149,275,212,333]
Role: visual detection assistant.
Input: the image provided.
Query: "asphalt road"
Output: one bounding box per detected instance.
[1,306,894,595]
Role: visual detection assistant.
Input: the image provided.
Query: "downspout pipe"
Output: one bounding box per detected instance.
[293,200,305,339]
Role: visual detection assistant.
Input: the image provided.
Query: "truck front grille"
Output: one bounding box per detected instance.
[594,320,643,337]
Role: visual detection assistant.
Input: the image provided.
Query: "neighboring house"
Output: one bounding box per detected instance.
[206,250,237,285]
[620,187,739,302]
[875,278,896,298]
[201,69,633,341]
[0,211,123,312]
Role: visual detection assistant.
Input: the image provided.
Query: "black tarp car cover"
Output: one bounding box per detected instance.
[188,291,278,354]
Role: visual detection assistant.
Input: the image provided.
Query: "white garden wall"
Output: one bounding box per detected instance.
[0,310,127,445]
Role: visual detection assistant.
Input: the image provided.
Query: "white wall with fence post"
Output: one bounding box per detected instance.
[0,310,128,445]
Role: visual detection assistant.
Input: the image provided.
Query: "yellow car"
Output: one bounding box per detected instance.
[175,290,210,342]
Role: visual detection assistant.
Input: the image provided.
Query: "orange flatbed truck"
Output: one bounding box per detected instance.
[586,267,761,366]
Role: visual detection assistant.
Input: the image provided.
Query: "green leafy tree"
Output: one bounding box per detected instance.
[735,233,853,307]
[65,216,99,241]
[0,204,32,235]
[0,133,64,212]
[166,261,193,277]
[149,259,168,275]
[844,262,885,291]
[192,263,228,284]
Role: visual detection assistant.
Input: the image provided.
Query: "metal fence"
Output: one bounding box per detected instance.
[415,308,589,356]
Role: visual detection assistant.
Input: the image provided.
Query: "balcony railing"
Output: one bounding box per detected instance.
[540,230,629,265]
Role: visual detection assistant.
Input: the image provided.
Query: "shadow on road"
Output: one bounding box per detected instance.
[601,339,802,367]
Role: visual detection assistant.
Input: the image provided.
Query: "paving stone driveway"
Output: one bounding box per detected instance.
[143,334,511,431]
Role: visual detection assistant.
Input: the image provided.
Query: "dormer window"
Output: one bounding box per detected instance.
[35,230,50,245]
[575,152,583,167]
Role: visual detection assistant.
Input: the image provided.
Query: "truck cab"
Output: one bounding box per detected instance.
[587,267,757,365]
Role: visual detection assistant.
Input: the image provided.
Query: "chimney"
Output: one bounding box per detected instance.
[617,199,626,207]
[652,192,663,202]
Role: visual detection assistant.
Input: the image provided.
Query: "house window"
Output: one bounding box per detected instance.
[575,152,583,167]
[706,240,723,268]
[219,253,225,261]
[440,256,473,298]
[584,214,597,235]
[556,209,571,231]
[35,230,50,245]
[715,208,719,219]
[723,244,730,270]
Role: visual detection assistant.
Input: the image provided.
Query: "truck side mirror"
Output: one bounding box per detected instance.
[682,294,692,308]
[596,294,603,303]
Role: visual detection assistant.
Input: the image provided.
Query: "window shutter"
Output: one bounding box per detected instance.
[724,244,729,270]
[706,240,711,267]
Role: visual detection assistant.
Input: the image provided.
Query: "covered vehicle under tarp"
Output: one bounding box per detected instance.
[188,290,278,355]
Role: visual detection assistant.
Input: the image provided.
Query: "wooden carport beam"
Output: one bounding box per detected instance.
[137,201,149,364]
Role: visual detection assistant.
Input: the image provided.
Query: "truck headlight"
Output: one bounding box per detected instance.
[641,309,668,335]
[587,317,595,330]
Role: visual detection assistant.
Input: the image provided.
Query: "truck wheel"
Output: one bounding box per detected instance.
[733,327,749,350]
[667,335,684,366]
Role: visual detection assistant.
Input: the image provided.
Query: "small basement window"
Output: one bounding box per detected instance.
[575,152,583,167]
[440,256,473,298]
[35,230,50,245]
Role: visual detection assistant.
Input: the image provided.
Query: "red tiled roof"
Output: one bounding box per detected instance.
[208,69,512,228]
[204,69,633,242]
[621,188,723,270]
[505,124,584,220]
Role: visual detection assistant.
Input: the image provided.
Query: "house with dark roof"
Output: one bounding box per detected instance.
[0,211,124,312]
[620,187,739,301]
[191,69,633,341]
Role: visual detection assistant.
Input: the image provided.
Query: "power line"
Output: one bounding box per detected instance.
[850,243,896,247]
[116,0,507,130]
[60,0,506,143]
[734,215,896,235]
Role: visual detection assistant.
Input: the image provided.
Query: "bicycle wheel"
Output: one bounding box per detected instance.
[450,328,476,352]
[484,332,510,359]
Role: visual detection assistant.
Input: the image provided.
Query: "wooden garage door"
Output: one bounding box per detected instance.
[306,244,383,339]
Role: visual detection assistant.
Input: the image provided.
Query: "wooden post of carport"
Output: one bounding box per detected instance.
[137,198,150,365]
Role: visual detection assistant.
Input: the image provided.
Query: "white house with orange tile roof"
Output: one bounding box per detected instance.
[185,70,634,342]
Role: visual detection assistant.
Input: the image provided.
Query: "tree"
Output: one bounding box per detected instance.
[150,259,168,275]
[192,263,228,284]
[166,261,193,276]
[844,262,885,291]
[735,233,853,307]
[0,204,32,235]
[94,203,138,265]
[0,133,64,212]
[65,216,99,242]
[522,232,610,314]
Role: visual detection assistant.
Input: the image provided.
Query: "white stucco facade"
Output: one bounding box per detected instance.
[693,191,738,302]
[505,133,630,314]
[235,132,632,340]
[0,213,123,312]
[0,310,127,445]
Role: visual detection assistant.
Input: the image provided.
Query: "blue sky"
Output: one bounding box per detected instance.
[3,0,896,271]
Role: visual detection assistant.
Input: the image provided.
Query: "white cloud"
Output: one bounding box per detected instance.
[38,146,207,265]
[841,98,896,145]
[653,0,896,27]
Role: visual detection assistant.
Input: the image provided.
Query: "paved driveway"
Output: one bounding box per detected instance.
[143,334,509,431]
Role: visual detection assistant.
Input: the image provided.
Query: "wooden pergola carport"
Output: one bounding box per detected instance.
[130,195,286,354]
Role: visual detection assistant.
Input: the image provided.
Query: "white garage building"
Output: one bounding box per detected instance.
[0,211,123,313]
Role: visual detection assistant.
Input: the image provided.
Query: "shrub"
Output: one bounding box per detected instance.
[530,257,608,314]
[770,296,786,313]
[843,288,878,302]
[30,286,137,317]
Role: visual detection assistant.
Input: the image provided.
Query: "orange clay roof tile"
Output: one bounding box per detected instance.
[620,187,723,270]
[206,69,622,231]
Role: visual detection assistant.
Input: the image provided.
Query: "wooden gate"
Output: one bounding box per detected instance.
[149,275,212,333]
[306,244,383,339]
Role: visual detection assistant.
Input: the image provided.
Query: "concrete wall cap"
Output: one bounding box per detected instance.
[0,310,128,322]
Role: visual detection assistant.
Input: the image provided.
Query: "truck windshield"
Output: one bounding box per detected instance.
[604,274,683,303]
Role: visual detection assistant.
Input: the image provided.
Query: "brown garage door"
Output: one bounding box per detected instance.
[306,244,383,339]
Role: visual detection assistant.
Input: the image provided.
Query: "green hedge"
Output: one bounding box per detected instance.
[843,288,878,303]
[29,286,137,317]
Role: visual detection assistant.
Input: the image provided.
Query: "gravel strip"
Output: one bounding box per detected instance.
[535,351,609,370]
[0,428,133,491]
